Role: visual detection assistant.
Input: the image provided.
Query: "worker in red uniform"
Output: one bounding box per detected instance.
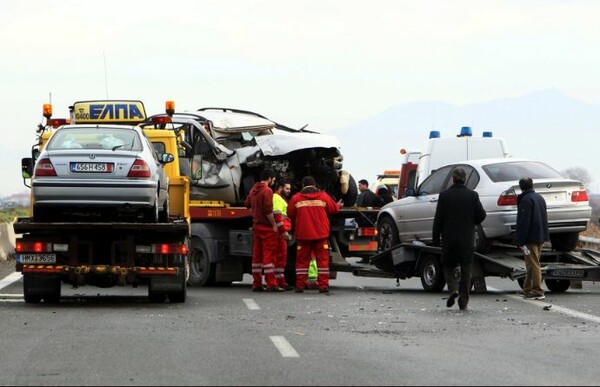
[244,168,284,292]
[287,176,343,293]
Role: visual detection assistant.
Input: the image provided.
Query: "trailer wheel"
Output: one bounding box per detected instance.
[474,225,492,253]
[419,254,445,292]
[545,279,570,293]
[377,215,400,251]
[188,238,216,286]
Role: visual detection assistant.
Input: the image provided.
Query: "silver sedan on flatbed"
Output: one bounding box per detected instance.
[30,124,173,223]
[377,158,592,253]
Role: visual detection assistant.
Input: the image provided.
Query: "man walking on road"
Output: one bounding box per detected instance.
[287,176,343,293]
[432,168,486,310]
[244,168,284,292]
[516,177,549,300]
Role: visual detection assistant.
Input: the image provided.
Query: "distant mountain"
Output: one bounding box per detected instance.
[0,192,29,208]
[332,89,600,192]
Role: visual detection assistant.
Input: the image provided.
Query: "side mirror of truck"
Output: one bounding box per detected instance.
[21,157,34,179]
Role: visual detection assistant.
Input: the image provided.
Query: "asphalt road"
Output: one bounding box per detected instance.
[1,258,600,386]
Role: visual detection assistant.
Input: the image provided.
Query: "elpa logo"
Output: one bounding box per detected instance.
[89,103,144,120]
[71,100,147,124]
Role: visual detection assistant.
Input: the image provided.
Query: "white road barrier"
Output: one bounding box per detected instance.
[0,223,18,261]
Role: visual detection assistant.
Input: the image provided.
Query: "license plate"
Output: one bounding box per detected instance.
[18,254,57,264]
[541,192,567,204]
[548,269,584,278]
[70,162,113,173]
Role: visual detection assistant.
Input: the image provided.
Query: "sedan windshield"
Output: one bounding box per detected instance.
[47,127,142,151]
[482,161,564,182]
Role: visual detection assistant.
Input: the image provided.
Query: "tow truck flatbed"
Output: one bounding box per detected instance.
[339,242,600,293]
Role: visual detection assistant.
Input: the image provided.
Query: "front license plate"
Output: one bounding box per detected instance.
[18,254,57,264]
[548,269,585,278]
[70,162,113,173]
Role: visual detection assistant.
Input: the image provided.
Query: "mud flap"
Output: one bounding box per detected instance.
[149,276,185,292]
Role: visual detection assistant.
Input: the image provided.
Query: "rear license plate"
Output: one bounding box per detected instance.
[18,254,57,264]
[548,269,584,278]
[541,192,567,204]
[70,162,113,173]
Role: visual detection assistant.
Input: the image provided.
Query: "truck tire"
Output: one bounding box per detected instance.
[284,243,297,286]
[545,279,570,293]
[377,215,400,251]
[550,232,579,252]
[188,238,216,286]
[419,254,445,292]
[148,291,166,303]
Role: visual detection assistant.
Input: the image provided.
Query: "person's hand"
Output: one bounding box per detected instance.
[336,199,343,208]
[272,224,278,233]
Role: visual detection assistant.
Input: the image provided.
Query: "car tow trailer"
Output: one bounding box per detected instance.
[341,242,600,293]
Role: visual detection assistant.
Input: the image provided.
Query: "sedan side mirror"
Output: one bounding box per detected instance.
[160,153,175,164]
[405,187,416,197]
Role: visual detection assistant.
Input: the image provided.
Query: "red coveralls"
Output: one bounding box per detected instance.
[273,205,292,288]
[287,186,341,291]
[244,182,279,289]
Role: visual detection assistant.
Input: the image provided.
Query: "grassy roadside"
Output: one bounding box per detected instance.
[0,207,28,223]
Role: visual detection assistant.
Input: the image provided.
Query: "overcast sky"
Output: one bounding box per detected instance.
[2,0,600,196]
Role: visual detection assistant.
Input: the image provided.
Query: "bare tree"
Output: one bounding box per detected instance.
[561,167,592,184]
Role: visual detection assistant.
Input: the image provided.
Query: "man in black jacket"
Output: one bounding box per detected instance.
[432,168,486,310]
[516,177,549,300]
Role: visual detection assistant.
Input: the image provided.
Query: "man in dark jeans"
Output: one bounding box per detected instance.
[432,168,486,310]
[516,177,549,300]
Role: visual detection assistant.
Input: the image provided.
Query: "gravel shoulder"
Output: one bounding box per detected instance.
[0,257,16,279]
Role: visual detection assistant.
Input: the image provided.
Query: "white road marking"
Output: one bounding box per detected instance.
[0,272,22,290]
[243,298,260,310]
[270,336,300,358]
[488,286,600,324]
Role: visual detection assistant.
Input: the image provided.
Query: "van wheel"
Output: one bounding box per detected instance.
[377,216,400,251]
[419,254,445,292]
